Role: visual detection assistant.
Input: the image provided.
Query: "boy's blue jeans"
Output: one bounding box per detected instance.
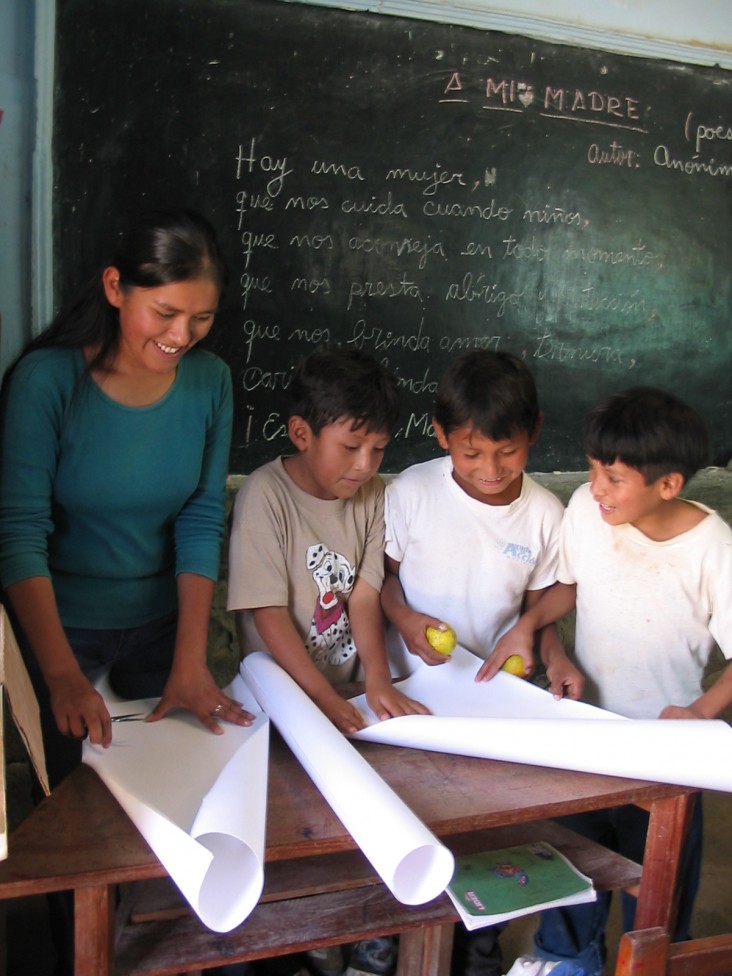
[533,799,703,976]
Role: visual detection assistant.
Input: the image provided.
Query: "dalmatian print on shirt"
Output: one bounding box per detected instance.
[304,542,357,668]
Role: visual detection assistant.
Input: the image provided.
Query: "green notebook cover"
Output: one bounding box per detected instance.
[447,841,596,930]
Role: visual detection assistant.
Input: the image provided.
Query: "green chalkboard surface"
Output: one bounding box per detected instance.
[53,0,732,472]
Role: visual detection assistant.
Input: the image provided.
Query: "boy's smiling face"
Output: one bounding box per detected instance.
[286,416,389,500]
[434,421,537,506]
[588,457,670,533]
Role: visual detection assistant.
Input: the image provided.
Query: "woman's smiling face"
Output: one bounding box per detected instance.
[103,270,220,375]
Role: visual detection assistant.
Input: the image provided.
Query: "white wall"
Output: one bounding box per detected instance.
[306,0,732,66]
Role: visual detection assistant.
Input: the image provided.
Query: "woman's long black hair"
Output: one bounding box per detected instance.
[4,207,228,385]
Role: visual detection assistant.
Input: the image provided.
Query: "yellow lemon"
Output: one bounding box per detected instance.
[501,654,527,678]
[425,625,457,656]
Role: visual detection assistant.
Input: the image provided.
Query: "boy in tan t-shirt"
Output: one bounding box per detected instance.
[228,348,428,734]
[228,349,428,976]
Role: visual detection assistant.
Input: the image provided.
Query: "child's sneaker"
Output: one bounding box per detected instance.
[345,938,398,976]
[306,946,347,976]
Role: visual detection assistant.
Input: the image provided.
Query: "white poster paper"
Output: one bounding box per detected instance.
[241,652,455,905]
[349,646,732,793]
[83,674,267,932]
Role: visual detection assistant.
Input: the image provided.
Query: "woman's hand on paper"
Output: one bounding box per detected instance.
[147,660,255,733]
[49,670,112,747]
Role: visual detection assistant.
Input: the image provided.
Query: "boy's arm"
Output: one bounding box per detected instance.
[660,659,732,720]
[525,588,584,701]
[349,576,431,718]
[476,582,577,682]
[249,606,368,735]
[381,555,455,666]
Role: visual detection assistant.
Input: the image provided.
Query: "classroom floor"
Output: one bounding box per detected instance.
[2,745,731,976]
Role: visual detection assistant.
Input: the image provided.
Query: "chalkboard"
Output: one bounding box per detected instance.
[53,0,732,472]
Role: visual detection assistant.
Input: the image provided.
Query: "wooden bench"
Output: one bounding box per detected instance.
[615,927,732,976]
[114,819,644,976]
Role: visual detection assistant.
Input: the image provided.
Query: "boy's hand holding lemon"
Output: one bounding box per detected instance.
[500,654,528,678]
[425,623,457,657]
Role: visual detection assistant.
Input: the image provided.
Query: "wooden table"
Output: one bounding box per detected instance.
[0,733,696,976]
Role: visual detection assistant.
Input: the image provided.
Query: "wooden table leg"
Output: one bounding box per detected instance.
[634,792,695,932]
[397,923,455,976]
[74,884,115,976]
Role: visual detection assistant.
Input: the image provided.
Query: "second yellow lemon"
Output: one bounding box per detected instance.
[501,654,527,678]
[425,625,457,656]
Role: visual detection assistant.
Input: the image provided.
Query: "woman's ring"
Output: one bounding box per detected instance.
[213,703,224,716]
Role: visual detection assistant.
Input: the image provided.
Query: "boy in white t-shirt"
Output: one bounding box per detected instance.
[381,350,583,976]
[483,386,732,976]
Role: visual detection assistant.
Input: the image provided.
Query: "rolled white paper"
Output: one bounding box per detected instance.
[241,651,455,905]
[350,646,732,794]
[83,674,268,932]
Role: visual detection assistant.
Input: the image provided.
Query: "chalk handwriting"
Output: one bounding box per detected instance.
[346,318,430,352]
[290,232,334,250]
[242,367,291,392]
[522,205,585,226]
[287,325,331,344]
[654,145,732,178]
[349,234,446,269]
[395,412,435,439]
[240,271,273,312]
[291,276,331,295]
[347,275,423,311]
[439,333,503,353]
[564,240,656,267]
[241,229,277,270]
[442,74,646,132]
[445,273,523,316]
[286,194,329,210]
[587,141,641,168]
[236,189,275,227]
[685,113,732,154]
[386,164,467,196]
[502,235,549,261]
[263,412,288,441]
[424,198,512,220]
[342,192,408,217]
[311,160,365,180]
[460,241,493,258]
[242,318,281,363]
[235,139,293,197]
[533,331,631,367]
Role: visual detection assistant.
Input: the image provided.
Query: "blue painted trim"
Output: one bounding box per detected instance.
[32,0,56,335]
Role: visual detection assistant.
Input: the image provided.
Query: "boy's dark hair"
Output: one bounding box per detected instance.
[583,386,708,485]
[288,349,400,436]
[433,350,540,440]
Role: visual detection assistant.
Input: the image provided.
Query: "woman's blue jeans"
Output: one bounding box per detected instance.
[15,609,177,791]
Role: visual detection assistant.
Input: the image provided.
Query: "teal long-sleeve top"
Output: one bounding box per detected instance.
[0,347,233,629]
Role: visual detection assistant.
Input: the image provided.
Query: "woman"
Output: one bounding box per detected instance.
[0,207,253,792]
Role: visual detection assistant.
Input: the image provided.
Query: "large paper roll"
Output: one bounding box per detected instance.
[241,652,455,905]
[83,674,267,932]
[350,647,732,793]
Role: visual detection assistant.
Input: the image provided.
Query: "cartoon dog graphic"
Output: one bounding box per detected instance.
[304,542,357,668]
